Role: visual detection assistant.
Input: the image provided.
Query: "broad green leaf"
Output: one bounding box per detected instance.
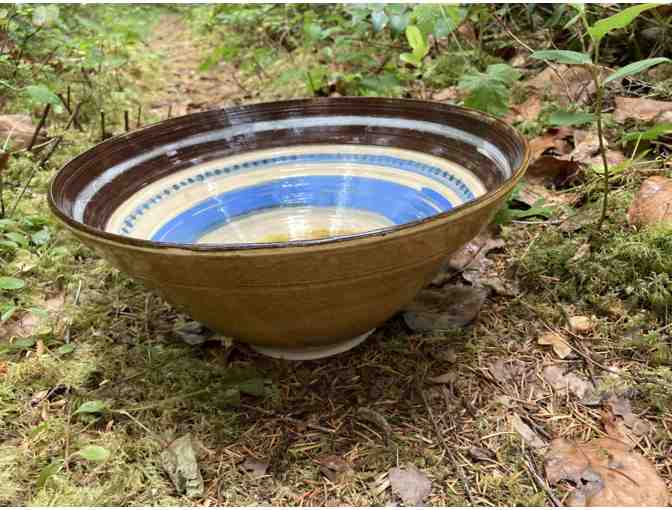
[74,400,107,415]
[5,232,28,247]
[400,52,422,67]
[371,10,388,32]
[621,123,672,142]
[36,460,63,490]
[0,277,25,290]
[9,338,35,351]
[0,240,19,250]
[24,85,60,106]
[588,3,658,42]
[549,110,594,126]
[31,228,51,246]
[78,445,110,463]
[303,22,323,42]
[530,50,592,65]
[56,344,76,355]
[405,25,428,60]
[1,305,16,322]
[238,378,266,397]
[605,57,672,84]
[389,12,411,35]
[459,64,521,116]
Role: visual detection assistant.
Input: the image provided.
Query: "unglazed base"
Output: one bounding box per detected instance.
[248,329,375,360]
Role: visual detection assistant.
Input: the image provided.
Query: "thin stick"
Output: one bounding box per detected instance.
[63,402,72,472]
[100,111,106,141]
[0,151,7,218]
[27,103,50,151]
[241,404,337,434]
[66,85,71,111]
[124,110,130,132]
[524,449,562,507]
[419,385,474,504]
[136,105,142,128]
[167,105,172,119]
[64,101,82,131]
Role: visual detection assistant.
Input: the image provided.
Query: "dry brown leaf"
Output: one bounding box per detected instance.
[403,285,488,331]
[529,127,574,160]
[441,227,505,275]
[586,149,626,170]
[569,315,593,334]
[1,292,65,339]
[388,465,432,506]
[315,454,352,482]
[0,114,47,152]
[490,358,526,383]
[542,364,595,399]
[526,156,583,189]
[538,332,572,359]
[525,65,596,106]
[511,413,547,448]
[239,457,269,478]
[613,96,672,124]
[603,393,651,438]
[544,437,668,506]
[627,176,672,227]
[505,95,542,123]
[569,130,607,163]
[433,86,461,102]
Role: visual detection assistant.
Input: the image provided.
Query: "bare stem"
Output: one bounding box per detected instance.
[590,42,610,230]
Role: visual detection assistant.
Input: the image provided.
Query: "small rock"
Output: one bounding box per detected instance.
[569,316,593,334]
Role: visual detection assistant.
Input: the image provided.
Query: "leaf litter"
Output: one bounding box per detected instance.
[388,465,432,506]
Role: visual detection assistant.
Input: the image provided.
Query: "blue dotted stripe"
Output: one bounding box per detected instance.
[119,153,478,235]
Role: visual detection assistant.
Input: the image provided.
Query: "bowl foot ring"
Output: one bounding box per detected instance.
[249,329,375,360]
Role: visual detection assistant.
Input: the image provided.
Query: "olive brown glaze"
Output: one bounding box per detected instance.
[49,97,529,359]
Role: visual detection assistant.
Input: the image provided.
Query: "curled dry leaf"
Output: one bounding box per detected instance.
[160,434,204,498]
[511,413,547,449]
[542,365,595,399]
[433,227,504,284]
[490,358,526,383]
[403,285,488,331]
[505,95,542,124]
[569,316,593,334]
[613,96,672,124]
[0,114,48,152]
[525,64,596,106]
[627,176,672,227]
[544,437,668,506]
[538,332,572,359]
[240,456,270,478]
[388,465,432,506]
[315,454,351,482]
[529,127,574,160]
[603,393,651,438]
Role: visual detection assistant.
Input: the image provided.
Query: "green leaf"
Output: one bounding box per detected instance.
[459,64,521,116]
[31,228,51,246]
[549,110,594,126]
[0,277,25,290]
[78,445,110,463]
[621,123,672,142]
[605,57,672,84]
[370,10,388,32]
[389,12,411,35]
[1,305,17,322]
[238,378,266,397]
[530,50,592,65]
[74,400,107,415]
[588,3,658,42]
[0,240,19,251]
[303,21,323,42]
[36,460,63,490]
[56,344,76,356]
[5,232,28,247]
[24,85,60,106]
[405,25,429,60]
[400,52,422,67]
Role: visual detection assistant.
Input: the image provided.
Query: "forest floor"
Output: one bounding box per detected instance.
[2,9,672,507]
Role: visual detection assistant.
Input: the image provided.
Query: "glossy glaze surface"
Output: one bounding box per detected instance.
[49,98,529,353]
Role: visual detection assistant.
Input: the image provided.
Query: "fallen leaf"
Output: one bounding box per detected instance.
[613,96,672,124]
[427,372,456,384]
[388,465,432,506]
[516,182,578,208]
[161,434,204,498]
[603,393,651,438]
[569,130,607,163]
[0,114,47,151]
[569,316,593,334]
[544,437,668,506]
[511,414,547,448]
[239,457,269,478]
[525,157,583,189]
[490,358,526,383]
[468,447,496,463]
[505,95,542,123]
[586,149,626,170]
[542,365,595,399]
[525,65,596,106]
[627,176,672,227]
[358,407,392,442]
[403,285,488,331]
[529,127,574,160]
[538,332,572,359]
[315,454,351,482]
[436,228,505,278]
[0,292,65,340]
[433,86,461,102]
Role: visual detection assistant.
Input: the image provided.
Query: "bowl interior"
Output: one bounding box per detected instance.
[50,98,527,248]
[106,144,487,244]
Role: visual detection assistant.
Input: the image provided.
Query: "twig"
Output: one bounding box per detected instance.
[136,104,142,128]
[124,110,130,132]
[419,384,474,504]
[524,449,562,507]
[167,105,172,119]
[0,151,8,218]
[64,101,83,131]
[241,404,336,434]
[100,110,106,141]
[9,136,61,217]
[63,402,72,472]
[27,103,50,151]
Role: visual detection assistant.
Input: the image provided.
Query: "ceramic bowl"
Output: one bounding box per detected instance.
[49,98,529,359]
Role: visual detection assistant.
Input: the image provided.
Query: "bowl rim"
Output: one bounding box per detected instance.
[48,97,530,253]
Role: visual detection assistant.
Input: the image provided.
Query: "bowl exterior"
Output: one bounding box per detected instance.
[56,178,516,348]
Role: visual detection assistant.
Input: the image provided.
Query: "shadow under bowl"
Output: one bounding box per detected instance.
[49,98,529,359]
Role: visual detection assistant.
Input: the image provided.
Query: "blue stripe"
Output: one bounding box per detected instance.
[151,175,453,243]
[121,152,477,236]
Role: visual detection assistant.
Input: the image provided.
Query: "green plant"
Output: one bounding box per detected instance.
[531,3,671,230]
